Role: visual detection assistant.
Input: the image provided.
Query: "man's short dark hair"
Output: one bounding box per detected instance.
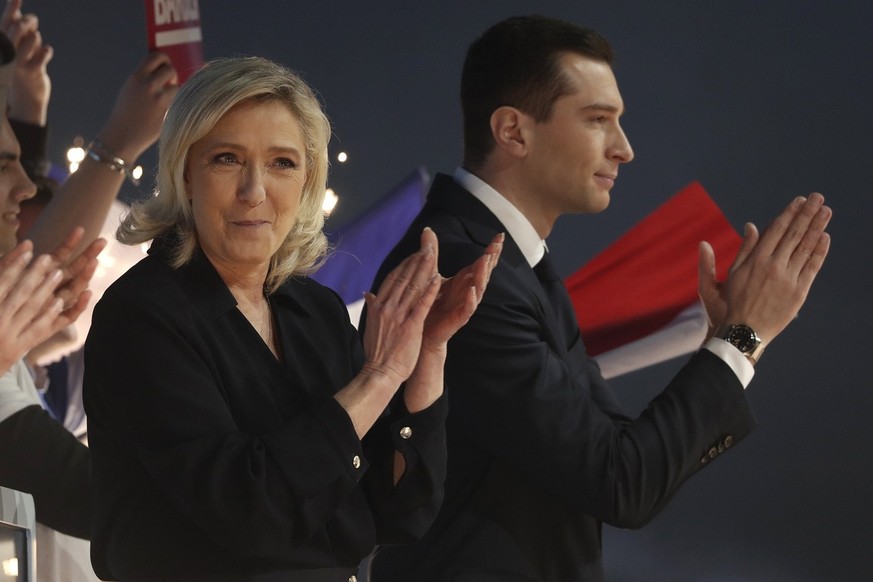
[461,15,614,169]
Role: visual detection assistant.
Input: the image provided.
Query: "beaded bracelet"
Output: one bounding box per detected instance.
[86,140,140,186]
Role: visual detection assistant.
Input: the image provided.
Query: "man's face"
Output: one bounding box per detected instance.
[0,118,36,254]
[520,53,633,224]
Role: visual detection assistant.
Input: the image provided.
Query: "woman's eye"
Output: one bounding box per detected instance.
[268,158,299,175]
[273,158,296,170]
[213,153,238,165]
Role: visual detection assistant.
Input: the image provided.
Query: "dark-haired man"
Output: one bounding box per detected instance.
[368,15,831,581]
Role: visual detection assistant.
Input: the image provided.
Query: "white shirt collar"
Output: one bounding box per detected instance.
[453,167,546,267]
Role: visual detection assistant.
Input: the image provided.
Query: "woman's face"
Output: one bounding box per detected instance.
[185,99,307,277]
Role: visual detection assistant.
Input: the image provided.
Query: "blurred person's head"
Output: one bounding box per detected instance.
[0,31,37,254]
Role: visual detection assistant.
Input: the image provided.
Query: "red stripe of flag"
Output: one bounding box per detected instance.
[565,182,741,357]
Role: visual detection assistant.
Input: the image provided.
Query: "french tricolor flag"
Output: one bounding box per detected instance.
[314,176,741,379]
[566,182,741,378]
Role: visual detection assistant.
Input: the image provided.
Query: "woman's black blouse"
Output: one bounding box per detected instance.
[84,241,447,581]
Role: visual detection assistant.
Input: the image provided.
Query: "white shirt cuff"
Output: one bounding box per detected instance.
[703,338,755,389]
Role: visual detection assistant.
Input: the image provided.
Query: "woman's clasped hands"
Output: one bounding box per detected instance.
[362,227,503,411]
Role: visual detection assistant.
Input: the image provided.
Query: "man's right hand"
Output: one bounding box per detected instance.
[699,193,832,351]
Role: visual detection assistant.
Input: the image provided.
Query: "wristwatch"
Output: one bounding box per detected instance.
[715,324,765,365]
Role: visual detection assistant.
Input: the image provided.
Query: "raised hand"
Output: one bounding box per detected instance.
[339,228,501,435]
[698,193,831,348]
[422,231,504,348]
[94,51,179,163]
[360,228,441,384]
[26,52,177,257]
[0,240,58,372]
[1,0,52,125]
[0,233,103,374]
[698,222,759,339]
[47,227,107,320]
[402,230,503,413]
[334,229,442,439]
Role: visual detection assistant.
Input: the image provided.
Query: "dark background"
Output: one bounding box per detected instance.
[30,1,872,580]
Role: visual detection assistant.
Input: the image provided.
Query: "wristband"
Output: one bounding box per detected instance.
[86,139,140,186]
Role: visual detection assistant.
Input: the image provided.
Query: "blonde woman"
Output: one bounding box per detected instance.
[84,57,502,581]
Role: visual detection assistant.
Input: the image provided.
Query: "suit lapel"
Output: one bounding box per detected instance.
[425,174,630,421]
[426,175,570,355]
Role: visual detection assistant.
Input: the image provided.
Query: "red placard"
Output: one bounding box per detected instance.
[145,0,204,83]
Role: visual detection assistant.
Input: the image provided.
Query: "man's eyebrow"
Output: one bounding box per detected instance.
[0,151,18,161]
[582,103,624,114]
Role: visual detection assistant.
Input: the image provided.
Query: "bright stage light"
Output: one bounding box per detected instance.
[323,188,339,216]
[66,146,86,164]
[67,146,86,174]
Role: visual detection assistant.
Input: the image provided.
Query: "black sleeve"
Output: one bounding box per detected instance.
[361,391,448,543]
[0,405,91,538]
[436,249,757,528]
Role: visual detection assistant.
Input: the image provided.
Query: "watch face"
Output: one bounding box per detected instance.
[727,325,759,353]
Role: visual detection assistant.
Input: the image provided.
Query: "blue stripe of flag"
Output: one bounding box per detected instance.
[312,168,429,304]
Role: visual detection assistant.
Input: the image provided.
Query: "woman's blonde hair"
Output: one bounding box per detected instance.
[117,56,331,293]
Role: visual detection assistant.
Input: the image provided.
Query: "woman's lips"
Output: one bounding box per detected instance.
[230,220,269,227]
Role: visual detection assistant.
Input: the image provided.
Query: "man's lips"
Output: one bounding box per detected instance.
[594,173,617,188]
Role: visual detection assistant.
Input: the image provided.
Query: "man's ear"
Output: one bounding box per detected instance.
[489,106,528,159]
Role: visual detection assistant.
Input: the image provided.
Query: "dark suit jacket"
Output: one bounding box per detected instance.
[0,404,91,538]
[84,237,447,581]
[368,174,757,582]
